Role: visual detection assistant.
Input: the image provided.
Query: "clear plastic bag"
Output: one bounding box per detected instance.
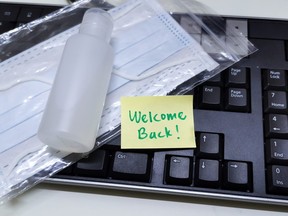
[0,0,257,204]
[96,0,257,145]
[0,0,106,204]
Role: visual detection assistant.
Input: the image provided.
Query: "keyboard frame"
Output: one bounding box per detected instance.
[46,18,288,205]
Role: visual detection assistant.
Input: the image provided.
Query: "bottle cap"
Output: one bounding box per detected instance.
[79,8,113,42]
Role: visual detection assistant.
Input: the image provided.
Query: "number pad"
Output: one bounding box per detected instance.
[262,69,288,195]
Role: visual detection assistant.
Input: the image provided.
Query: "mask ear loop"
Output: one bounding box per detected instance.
[109,0,142,21]
[0,78,52,92]
[112,53,198,81]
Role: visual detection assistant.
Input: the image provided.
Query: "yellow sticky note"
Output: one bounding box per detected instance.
[121,96,196,149]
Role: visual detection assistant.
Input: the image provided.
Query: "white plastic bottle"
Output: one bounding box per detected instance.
[38,8,114,153]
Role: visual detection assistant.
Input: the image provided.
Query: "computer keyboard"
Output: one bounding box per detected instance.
[1,2,288,206]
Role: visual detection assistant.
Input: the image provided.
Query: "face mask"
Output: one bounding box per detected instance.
[99,0,218,136]
[109,0,217,89]
[0,0,218,188]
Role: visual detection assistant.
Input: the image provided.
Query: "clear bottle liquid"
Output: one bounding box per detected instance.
[38,8,114,153]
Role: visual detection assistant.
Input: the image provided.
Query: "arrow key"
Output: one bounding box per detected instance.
[165,155,193,186]
[195,159,221,188]
[197,133,223,159]
[223,161,253,192]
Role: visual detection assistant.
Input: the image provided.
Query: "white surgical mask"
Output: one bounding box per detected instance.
[0,0,218,193]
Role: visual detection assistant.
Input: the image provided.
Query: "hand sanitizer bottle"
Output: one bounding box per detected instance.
[38,8,114,153]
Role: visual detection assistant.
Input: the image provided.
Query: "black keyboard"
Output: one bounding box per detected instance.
[1,2,288,206]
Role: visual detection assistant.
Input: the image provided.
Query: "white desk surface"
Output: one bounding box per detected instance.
[0,0,288,215]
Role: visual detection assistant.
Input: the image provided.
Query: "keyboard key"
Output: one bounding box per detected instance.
[0,21,16,33]
[195,159,221,188]
[226,67,248,88]
[165,156,193,185]
[205,73,223,86]
[111,151,151,182]
[267,165,288,195]
[196,133,223,159]
[202,34,226,57]
[202,16,226,36]
[264,114,288,138]
[264,91,288,114]
[57,165,74,175]
[226,36,250,56]
[0,6,20,21]
[266,139,288,164]
[285,41,288,61]
[199,85,222,110]
[16,22,25,28]
[180,15,201,35]
[263,69,287,90]
[225,88,249,112]
[41,7,60,17]
[226,19,248,37]
[75,150,108,178]
[17,7,42,23]
[249,20,288,40]
[223,161,253,192]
